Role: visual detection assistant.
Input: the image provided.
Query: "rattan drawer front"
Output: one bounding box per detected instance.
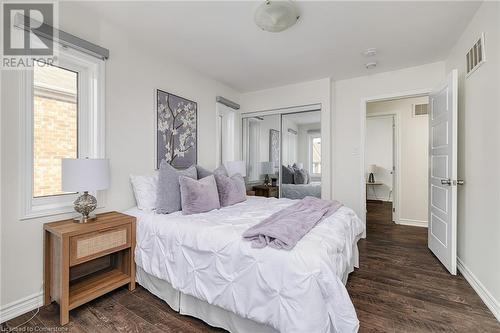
[70,226,130,266]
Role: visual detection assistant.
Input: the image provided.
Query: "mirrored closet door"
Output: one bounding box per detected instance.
[280,111,321,199]
[242,109,322,199]
[242,114,281,198]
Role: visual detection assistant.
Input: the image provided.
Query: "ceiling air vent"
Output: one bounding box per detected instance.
[413,103,429,117]
[466,33,486,77]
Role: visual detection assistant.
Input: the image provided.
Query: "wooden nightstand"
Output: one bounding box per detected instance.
[252,185,279,198]
[44,211,136,325]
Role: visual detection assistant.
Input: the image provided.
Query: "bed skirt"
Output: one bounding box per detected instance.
[135,242,359,333]
[136,265,278,333]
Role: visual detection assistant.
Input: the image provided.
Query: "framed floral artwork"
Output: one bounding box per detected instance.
[156,89,197,169]
[269,129,280,172]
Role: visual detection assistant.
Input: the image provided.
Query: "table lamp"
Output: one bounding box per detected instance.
[226,160,247,177]
[367,164,376,183]
[62,158,110,223]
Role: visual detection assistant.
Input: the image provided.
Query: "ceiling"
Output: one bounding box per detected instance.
[77,1,481,92]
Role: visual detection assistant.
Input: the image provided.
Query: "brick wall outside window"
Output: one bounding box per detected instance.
[33,95,77,197]
[33,65,78,198]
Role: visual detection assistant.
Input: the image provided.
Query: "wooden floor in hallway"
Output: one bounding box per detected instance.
[3,200,499,332]
[348,200,500,332]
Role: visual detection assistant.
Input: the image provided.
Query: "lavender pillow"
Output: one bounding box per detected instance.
[179,175,220,215]
[214,164,228,176]
[195,164,228,179]
[156,161,197,214]
[214,173,246,207]
[195,165,213,179]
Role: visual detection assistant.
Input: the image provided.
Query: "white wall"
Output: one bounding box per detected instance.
[332,62,445,225]
[367,97,429,226]
[445,1,500,316]
[0,2,239,317]
[240,78,332,199]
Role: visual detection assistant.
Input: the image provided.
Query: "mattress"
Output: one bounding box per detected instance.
[126,196,365,333]
[281,182,322,199]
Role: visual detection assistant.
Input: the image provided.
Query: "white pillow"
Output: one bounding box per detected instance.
[130,172,158,210]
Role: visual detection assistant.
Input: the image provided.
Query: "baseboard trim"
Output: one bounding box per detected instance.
[398,218,428,228]
[0,291,43,323]
[457,257,500,322]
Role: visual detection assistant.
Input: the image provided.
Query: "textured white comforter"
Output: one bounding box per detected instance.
[127,196,365,333]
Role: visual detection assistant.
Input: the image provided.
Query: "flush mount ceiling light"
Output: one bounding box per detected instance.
[254,0,300,33]
[363,48,377,57]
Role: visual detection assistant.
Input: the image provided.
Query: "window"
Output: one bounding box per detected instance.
[216,103,235,167]
[33,65,78,197]
[309,135,321,176]
[21,46,105,219]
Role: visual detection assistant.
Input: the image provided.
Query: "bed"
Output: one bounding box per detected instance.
[281,181,322,199]
[125,196,364,333]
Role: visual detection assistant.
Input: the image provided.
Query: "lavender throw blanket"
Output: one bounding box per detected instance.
[242,196,343,250]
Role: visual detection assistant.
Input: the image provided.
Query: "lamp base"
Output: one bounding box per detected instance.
[368,173,375,183]
[74,214,97,223]
[73,191,97,223]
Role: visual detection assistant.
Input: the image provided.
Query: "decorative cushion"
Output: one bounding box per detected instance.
[130,172,158,210]
[196,165,213,179]
[293,167,308,184]
[281,165,294,184]
[214,164,228,176]
[304,168,311,184]
[156,161,197,214]
[195,164,228,179]
[214,173,246,207]
[179,175,220,215]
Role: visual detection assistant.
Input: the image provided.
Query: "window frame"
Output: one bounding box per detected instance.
[308,133,321,177]
[20,45,105,220]
[216,103,236,167]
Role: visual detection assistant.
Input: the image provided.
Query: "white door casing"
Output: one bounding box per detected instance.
[428,69,458,275]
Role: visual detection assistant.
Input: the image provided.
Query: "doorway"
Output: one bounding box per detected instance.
[365,96,430,229]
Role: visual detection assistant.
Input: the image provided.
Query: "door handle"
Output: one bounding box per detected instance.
[441,178,452,186]
[457,179,464,185]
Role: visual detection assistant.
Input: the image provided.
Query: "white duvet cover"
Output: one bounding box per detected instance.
[127,196,365,333]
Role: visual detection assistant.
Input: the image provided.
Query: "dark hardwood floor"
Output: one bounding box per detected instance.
[349,201,500,332]
[3,201,499,332]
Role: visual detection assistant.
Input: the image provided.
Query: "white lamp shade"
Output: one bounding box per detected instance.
[260,161,275,174]
[367,164,377,174]
[62,158,110,192]
[226,160,247,177]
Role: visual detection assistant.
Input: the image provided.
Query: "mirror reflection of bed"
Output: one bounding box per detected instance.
[242,109,321,199]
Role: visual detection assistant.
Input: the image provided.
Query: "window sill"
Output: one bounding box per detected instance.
[20,205,76,221]
[20,204,106,221]
[20,192,106,221]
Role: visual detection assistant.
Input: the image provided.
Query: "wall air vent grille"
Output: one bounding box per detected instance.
[466,33,486,77]
[413,104,429,117]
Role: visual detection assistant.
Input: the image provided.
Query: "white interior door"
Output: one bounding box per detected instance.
[428,69,458,275]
